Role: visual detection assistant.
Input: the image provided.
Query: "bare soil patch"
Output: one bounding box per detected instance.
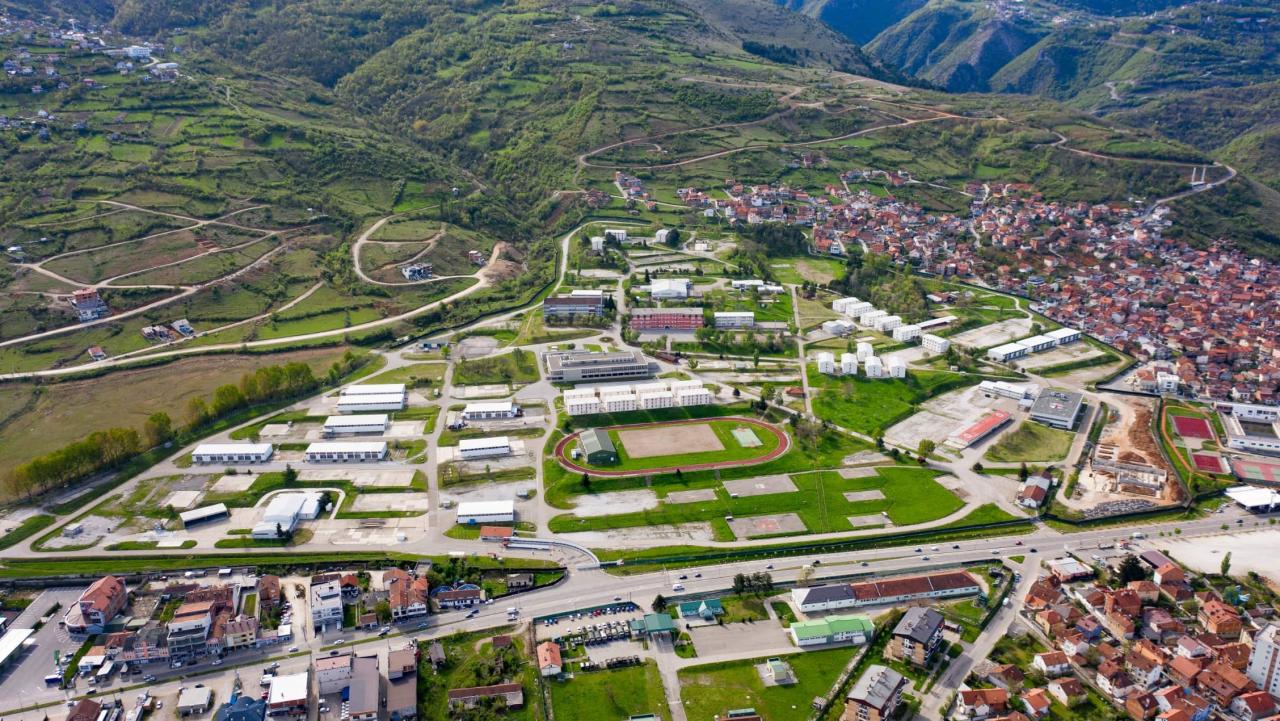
[619,422,723,458]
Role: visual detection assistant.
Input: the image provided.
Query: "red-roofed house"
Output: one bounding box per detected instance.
[536,641,562,677]
[64,575,127,635]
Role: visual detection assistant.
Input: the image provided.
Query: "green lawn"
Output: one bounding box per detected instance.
[547,661,669,721]
[679,647,856,721]
[363,362,446,388]
[983,421,1076,463]
[453,349,540,385]
[809,367,978,435]
[575,419,781,473]
[549,465,962,538]
[718,595,769,623]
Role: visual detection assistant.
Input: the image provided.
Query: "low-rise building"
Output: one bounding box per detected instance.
[64,576,127,635]
[457,436,511,460]
[1030,390,1085,430]
[456,500,515,525]
[537,641,562,676]
[789,614,874,647]
[304,441,388,463]
[543,351,655,383]
[267,671,310,717]
[922,333,950,354]
[988,342,1029,363]
[191,443,274,465]
[714,311,755,329]
[629,307,704,331]
[323,414,390,436]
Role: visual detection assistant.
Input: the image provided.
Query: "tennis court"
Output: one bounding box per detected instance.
[1232,457,1280,484]
[1172,415,1213,440]
[1191,453,1227,474]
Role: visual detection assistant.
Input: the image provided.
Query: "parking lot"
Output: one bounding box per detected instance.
[0,587,86,707]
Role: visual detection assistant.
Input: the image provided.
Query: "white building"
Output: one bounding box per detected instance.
[978,380,1039,401]
[817,352,836,375]
[562,380,712,415]
[1017,334,1057,353]
[1156,372,1180,394]
[874,315,903,333]
[316,651,354,695]
[650,278,690,300]
[268,672,310,714]
[841,301,874,318]
[822,319,856,337]
[590,236,605,252]
[456,500,515,525]
[840,353,858,375]
[654,228,671,245]
[888,357,906,379]
[634,382,675,410]
[601,390,638,413]
[1045,327,1081,345]
[341,383,407,398]
[304,441,388,463]
[310,581,343,632]
[462,400,519,420]
[604,228,628,243]
[675,385,713,406]
[714,311,755,328]
[323,414,389,436]
[988,342,1028,363]
[564,389,603,415]
[458,436,512,460]
[252,492,323,539]
[1247,624,1280,698]
[921,333,950,354]
[729,279,783,294]
[791,585,856,614]
[864,356,885,379]
[856,342,874,361]
[832,297,862,314]
[859,309,888,327]
[892,325,920,342]
[336,394,405,413]
[191,443,273,465]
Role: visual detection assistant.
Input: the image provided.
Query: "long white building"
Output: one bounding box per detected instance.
[988,342,1029,362]
[462,401,520,420]
[341,383,407,398]
[304,441,388,463]
[921,333,950,354]
[191,443,273,465]
[1046,327,1081,345]
[252,492,323,539]
[456,500,515,525]
[874,315,902,333]
[892,324,920,342]
[859,309,888,327]
[336,394,405,413]
[323,414,389,436]
[562,379,713,415]
[458,436,512,460]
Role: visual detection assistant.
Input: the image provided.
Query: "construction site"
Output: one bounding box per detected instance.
[1059,396,1180,517]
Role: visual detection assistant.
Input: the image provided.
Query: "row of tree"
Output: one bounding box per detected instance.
[4,428,141,500]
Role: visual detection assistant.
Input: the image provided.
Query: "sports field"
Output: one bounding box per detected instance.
[1191,453,1228,474]
[558,417,788,476]
[1231,457,1280,484]
[1172,415,1214,440]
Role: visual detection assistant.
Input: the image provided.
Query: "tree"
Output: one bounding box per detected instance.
[581,473,591,490]
[917,439,937,458]
[733,574,746,595]
[282,464,299,485]
[1117,555,1147,584]
[374,600,392,623]
[1220,552,1232,577]
[973,462,985,473]
[733,387,741,398]
[651,594,667,612]
[144,412,174,448]
[1019,462,1030,482]
[275,522,286,540]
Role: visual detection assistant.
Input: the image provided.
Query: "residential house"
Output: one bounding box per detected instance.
[1126,690,1160,721]
[1033,652,1071,678]
[387,647,418,721]
[1195,660,1254,706]
[956,688,1009,720]
[1048,678,1087,707]
[537,641,562,677]
[887,608,944,668]
[64,575,128,635]
[842,665,905,721]
[223,616,258,651]
[257,576,281,616]
[1198,600,1242,638]
[1229,691,1276,721]
[1098,660,1137,700]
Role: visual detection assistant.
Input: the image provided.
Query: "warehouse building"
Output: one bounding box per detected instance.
[987,342,1029,363]
[461,400,520,420]
[791,585,857,614]
[458,436,512,460]
[304,441,388,463]
[543,350,656,383]
[629,307,704,331]
[323,414,390,436]
[714,311,755,328]
[180,503,230,529]
[578,428,618,465]
[336,393,405,413]
[456,500,515,525]
[342,383,407,399]
[191,443,274,465]
[921,333,950,354]
[252,492,323,539]
[1046,327,1081,345]
[1030,390,1086,430]
[1016,334,1057,353]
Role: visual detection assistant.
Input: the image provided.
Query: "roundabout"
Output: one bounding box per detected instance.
[554,416,790,477]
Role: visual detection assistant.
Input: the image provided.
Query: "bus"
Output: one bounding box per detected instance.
[95,661,115,684]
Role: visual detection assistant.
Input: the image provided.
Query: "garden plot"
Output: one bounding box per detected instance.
[842,489,885,502]
[950,318,1032,349]
[883,383,1016,451]
[301,469,416,488]
[618,422,724,458]
[665,488,718,504]
[723,475,798,497]
[569,489,659,517]
[349,493,431,513]
[727,513,806,538]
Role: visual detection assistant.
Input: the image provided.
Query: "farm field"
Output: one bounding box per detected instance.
[679,647,857,721]
[0,347,353,481]
[983,421,1076,463]
[547,662,669,721]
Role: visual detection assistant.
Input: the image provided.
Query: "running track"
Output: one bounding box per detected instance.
[554,416,790,477]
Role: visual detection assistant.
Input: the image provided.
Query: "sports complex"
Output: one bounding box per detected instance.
[554,416,790,476]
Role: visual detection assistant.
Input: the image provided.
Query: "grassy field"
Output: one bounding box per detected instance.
[453,349,540,385]
[983,421,1076,463]
[419,630,543,721]
[574,419,782,472]
[549,465,963,539]
[547,661,669,721]
[809,368,978,436]
[679,647,856,721]
[0,347,352,481]
[362,362,446,388]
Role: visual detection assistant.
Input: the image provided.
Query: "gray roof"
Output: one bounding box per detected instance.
[1030,390,1084,424]
[847,665,905,710]
[349,656,380,716]
[893,607,944,644]
[580,428,615,456]
[214,697,266,721]
[800,585,855,604]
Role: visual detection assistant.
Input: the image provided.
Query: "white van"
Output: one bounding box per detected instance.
[672,583,684,592]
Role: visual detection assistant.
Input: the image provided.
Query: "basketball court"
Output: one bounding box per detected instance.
[1172,415,1213,440]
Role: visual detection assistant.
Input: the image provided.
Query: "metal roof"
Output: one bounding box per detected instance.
[579,428,615,456]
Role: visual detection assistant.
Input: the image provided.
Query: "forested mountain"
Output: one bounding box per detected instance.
[774,0,927,44]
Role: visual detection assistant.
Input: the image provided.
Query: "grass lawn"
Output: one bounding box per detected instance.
[809,367,978,436]
[549,465,962,538]
[770,601,797,627]
[984,421,1076,463]
[574,419,782,473]
[547,661,669,721]
[242,592,257,618]
[679,647,856,721]
[453,349,540,385]
[364,362,446,388]
[419,630,543,721]
[717,595,769,623]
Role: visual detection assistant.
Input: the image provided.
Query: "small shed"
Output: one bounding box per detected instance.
[580,428,618,465]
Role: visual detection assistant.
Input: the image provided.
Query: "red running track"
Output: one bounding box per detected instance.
[554,416,790,477]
